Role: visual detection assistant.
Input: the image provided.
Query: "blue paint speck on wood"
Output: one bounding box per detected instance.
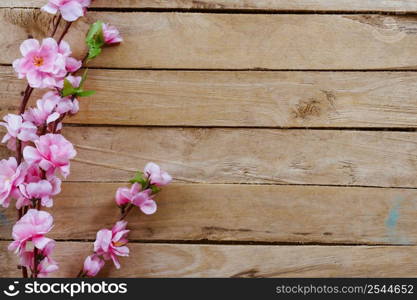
[385,202,401,229]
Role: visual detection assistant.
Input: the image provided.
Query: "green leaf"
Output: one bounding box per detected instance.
[86,21,105,60]
[62,79,77,97]
[86,21,104,47]
[76,90,96,97]
[87,46,102,60]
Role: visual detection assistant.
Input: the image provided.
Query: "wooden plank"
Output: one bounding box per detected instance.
[2,127,417,187]
[1,183,416,245]
[1,242,417,277]
[3,10,417,69]
[3,67,417,128]
[1,0,417,12]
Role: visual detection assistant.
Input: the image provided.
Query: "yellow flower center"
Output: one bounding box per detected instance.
[33,56,44,67]
[113,241,127,247]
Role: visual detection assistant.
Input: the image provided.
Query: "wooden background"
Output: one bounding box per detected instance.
[1,0,417,277]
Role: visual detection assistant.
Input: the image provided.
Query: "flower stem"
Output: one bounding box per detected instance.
[33,247,39,278]
[76,269,84,278]
[120,204,134,221]
[58,22,72,44]
[51,15,62,38]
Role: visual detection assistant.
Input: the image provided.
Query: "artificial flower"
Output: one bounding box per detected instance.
[0,157,27,208]
[0,114,38,151]
[115,183,156,214]
[19,176,61,208]
[144,162,172,187]
[83,255,105,277]
[23,92,62,126]
[19,240,58,277]
[8,209,54,254]
[94,221,129,269]
[13,38,81,88]
[103,23,123,44]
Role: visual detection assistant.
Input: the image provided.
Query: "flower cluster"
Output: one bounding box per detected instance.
[4,0,123,278]
[13,39,82,89]
[8,209,58,277]
[81,163,171,277]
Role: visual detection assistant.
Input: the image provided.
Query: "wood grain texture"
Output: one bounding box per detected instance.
[3,67,417,128]
[1,183,416,245]
[3,10,417,69]
[2,127,417,187]
[54,127,417,187]
[2,0,417,12]
[1,242,417,277]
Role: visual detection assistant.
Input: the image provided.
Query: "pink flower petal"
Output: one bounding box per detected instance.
[20,39,40,56]
[41,3,59,15]
[60,1,84,22]
[140,200,157,215]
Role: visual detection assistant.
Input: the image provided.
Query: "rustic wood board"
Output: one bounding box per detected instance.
[3,67,417,128]
[3,10,417,69]
[0,126,413,188]
[2,0,417,12]
[1,2,417,279]
[1,183,416,245]
[1,242,417,277]
[2,127,417,187]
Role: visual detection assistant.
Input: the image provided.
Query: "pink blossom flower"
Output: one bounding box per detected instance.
[144,162,172,187]
[24,164,43,183]
[42,0,91,22]
[0,158,27,208]
[23,134,77,178]
[83,255,105,277]
[23,92,61,126]
[103,23,123,44]
[57,76,81,115]
[8,209,54,254]
[15,165,45,209]
[37,256,59,277]
[0,114,38,151]
[115,183,156,215]
[94,221,129,269]
[13,38,81,88]
[19,240,58,277]
[58,42,82,72]
[19,176,61,208]
[23,91,79,128]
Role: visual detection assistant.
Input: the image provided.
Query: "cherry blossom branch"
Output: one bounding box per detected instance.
[77,164,172,278]
[2,1,106,279]
[13,14,66,278]
[2,0,143,279]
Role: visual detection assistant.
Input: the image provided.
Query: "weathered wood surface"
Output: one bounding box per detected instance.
[2,242,417,277]
[2,127,417,187]
[2,0,417,12]
[1,183,416,245]
[3,67,417,128]
[3,11,417,69]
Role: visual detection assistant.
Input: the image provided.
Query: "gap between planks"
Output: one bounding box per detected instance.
[3,0,417,14]
[0,238,412,247]
[4,7,417,15]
